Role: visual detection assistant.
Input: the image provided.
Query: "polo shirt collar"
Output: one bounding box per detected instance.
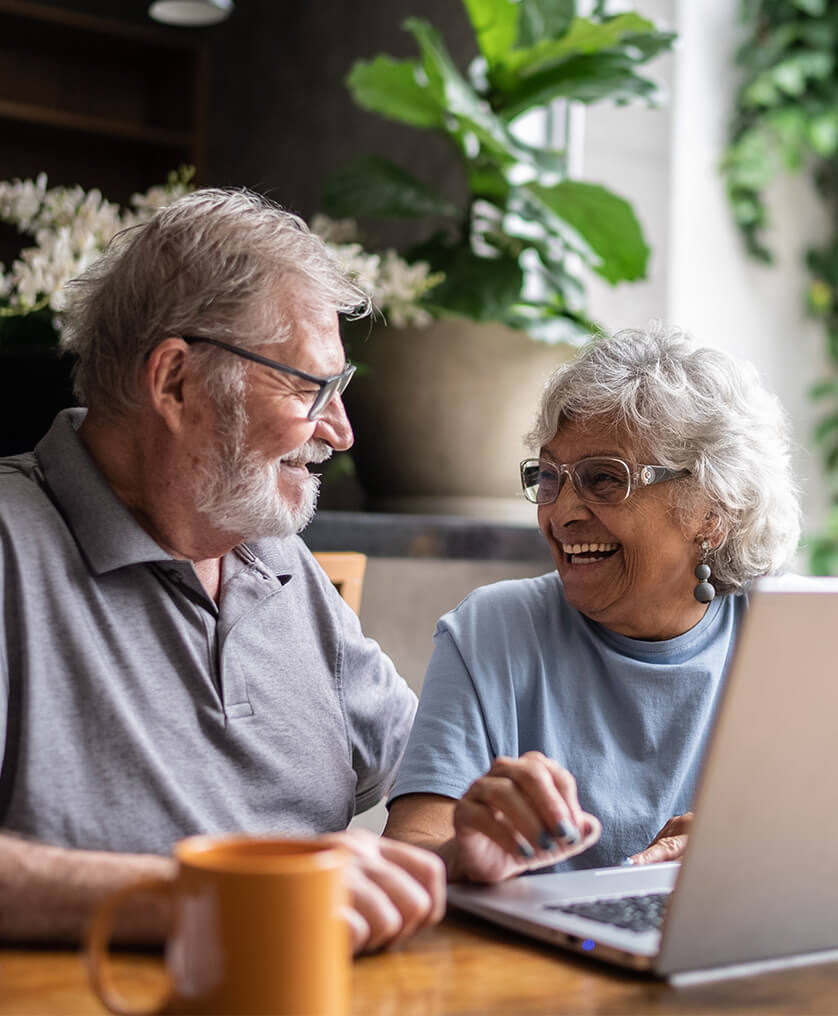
[36,408,181,575]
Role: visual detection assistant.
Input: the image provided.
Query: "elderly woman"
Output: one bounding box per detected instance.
[384,327,801,883]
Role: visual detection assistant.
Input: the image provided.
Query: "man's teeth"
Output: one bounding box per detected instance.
[562,542,619,555]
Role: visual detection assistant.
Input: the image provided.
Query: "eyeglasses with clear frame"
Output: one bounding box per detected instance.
[182,336,356,421]
[520,456,690,506]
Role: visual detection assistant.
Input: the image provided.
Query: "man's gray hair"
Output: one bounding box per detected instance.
[527,326,802,594]
[60,187,371,414]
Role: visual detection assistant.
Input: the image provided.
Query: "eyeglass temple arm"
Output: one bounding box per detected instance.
[182,335,331,386]
[642,465,690,484]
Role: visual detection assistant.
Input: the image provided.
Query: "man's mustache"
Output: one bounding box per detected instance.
[279,440,332,467]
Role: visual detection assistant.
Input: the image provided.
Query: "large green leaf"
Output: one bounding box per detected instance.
[410,240,524,321]
[618,29,679,62]
[404,18,566,176]
[346,56,445,128]
[793,0,827,15]
[465,159,511,202]
[461,0,518,67]
[503,305,596,345]
[499,53,659,118]
[497,13,657,81]
[516,0,576,49]
[509,187,599,267]
[526,180,649,283]
[322,157,459,220]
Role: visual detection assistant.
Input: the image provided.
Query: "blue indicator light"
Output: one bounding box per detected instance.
[581,939,596,951]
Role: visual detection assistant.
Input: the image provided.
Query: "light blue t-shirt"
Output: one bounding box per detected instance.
[391,572,747,869]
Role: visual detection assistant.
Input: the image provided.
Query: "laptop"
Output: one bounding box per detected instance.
[447,576,838,977]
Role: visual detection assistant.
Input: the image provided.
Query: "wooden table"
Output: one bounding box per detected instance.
[2,913,837,1015]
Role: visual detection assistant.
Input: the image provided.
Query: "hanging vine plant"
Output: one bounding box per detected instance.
[722,0,838,574]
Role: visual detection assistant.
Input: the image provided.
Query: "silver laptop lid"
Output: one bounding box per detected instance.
[656,576,838,974]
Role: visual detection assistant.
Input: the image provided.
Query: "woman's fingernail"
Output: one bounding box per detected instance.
[538,829,557,851]
[555,820,580,845]
[519,841,536,859]
[620,857,635,867]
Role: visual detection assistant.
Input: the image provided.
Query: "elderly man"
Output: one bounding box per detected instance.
[0,188,443,951]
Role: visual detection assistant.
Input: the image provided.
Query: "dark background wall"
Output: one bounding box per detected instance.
[37,0,475,225]
[0,0,475,465]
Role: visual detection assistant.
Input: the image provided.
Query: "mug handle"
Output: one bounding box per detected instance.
[85,877,174,1016]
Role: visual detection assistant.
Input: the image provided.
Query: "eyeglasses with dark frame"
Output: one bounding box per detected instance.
[520,456,690,506]
[182,336,356,421]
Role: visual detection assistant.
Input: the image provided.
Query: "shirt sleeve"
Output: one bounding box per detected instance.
[338,597,417,815]
[0,550,9,810]
[388,624,495,804]
[0,635,6,764]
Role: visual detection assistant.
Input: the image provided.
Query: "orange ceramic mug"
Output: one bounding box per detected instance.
[85,835,350,1015]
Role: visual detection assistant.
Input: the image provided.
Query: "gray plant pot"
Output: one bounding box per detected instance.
[344,319,573,522]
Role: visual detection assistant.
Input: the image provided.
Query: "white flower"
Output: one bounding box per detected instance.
[0,181,442,337]
[310,214,361,245]
[311,214,442,328]
[0,169,194,334]
[0,174,47,231]
[375,250,441,328]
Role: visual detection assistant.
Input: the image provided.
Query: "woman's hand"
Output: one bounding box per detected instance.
[629,811,694,866]
[451,752,601,884]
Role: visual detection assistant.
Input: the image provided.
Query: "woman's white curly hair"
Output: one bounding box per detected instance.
[527,326,802,594]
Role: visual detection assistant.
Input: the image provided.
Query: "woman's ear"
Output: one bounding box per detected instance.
[701,508,727,549]
[144,338,190,433]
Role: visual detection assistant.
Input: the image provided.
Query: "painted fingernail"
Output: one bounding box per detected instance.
[620,857,635,867]
[538,829,557,852]
[519,841,536,859]
[555,820,580,845]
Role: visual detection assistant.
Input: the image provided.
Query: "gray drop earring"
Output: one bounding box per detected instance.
[693,539,716,604]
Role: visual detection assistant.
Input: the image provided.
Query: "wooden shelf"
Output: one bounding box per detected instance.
[0,98,194,148]
[0,1,208,201]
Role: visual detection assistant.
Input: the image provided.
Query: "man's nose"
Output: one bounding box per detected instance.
[314,395,353,452]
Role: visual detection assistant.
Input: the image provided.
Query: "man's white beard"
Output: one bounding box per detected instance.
[193,424,330,541]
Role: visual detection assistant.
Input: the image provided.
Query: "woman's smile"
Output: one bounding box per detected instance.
[561,541,620,565]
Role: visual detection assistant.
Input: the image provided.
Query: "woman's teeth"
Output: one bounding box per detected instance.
[562,542,619,564]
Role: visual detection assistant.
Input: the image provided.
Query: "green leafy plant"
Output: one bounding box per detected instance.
[323,0,676,345]
[722,0,838,574]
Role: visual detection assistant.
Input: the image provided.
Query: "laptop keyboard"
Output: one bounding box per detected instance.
[545,892,670,934]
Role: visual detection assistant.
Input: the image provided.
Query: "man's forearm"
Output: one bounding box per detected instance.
[0,833,175,943]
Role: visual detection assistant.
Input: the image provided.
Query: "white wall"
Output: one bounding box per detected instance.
[582,0,829,554]
[582,0,674,333]
[668,0,829,549]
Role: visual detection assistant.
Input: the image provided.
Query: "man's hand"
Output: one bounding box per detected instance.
[450,752,601,884]
[629,812,694,865]
[319,829,446,954]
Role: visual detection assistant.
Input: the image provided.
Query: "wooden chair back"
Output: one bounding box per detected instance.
[313,551,367,615]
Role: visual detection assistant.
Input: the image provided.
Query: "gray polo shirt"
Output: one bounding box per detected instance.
[0,410,416,855]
